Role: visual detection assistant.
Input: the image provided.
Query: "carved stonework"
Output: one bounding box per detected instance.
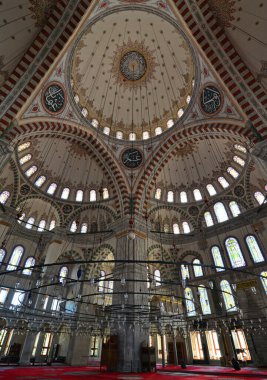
[29,0,57,27]
[208,0,236,28]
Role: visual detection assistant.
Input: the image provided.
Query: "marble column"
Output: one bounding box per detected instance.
[113,228,149,372]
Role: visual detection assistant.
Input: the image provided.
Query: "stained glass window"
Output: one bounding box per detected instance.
[47,183,57,195]
[38,220,46,232]
[177,108,184,118]
[91,119,99,128]
[0,191,10,204]
[90,190,96,202]
[227,166,239,179]
[155,127,162,136]
[218,176,229,188]
[22,257,36,275]
[25,166,37,177]
[198,285,211,315]
[254,191,266,205]
[229,201,241,217]
[81,107,88,117]
[185,288,196,316]
[173,223,180,234]
[245,235,264,263]
[81,223,88,233]
[98,270,105,292]
[225,237,246,268]
[18,142,31,152]
[167,119,174,128]
[18,213,25,224]
[25,217,35,229]
[154,269,161,286]
[19,154,32,165]
[220,280,237,311]
[49,220,56,230]
[234,144,247,153]
[167,191,174,203]
[180,191,188,203]
[129,132,136,141]
[116,131,123,139]
[193,259,203,277]
[35,176,46,188]
[143,131,150,139]
[211,246,225,271]
[0,249,6,265]
[70,221,77,232]
[260,271,267,294]
[206,184,217,196]
[182,222,190,234]
[233,156,245,167]
[61,188,70,200]
[7,245,24,271]
[181,264,190,280]
[164,224,169,233]
[193,189,202,201]
[59,266,68,284]
[76,190,83,202]
[103,127,110,135]
[155,188,161,200]
[103,188,109,199]
[204,212,214,227]
[214,202,229,223]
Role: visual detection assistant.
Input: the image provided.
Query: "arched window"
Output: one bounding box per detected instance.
[198,285,211,315]
[254,191,265,205]
[25,217,35,229]
[76,190,83,202]
[154,269,161,286]
[103,127,110,135]
[245,235,264,263]
[7,245,24,271]
[185,288,196,316]
[18,142,31,152]
[25,165,37,177]
[155,127,162,136]
[167,119,174,128]
[18,213,25,224]
[234,144,247,153]
[211,246,225,272]
[167,191,174,203]
[61,188,70,200]
[116,131,123,139]
[155,188,161,200]
[182,222,190,234]
[186,95,191,104]
[218,176,229,188]
[177,108,184,118]
[204,212,214,227]
[59,266,68,284]
[206,184,217,196]
[74,94,79,103]
[193,189,202,201]
[129,132,136,141]
[193,259,203,277]
[214,202,229,223]
[81,223,88,233]
[164,224,169,233]
[81,107,88,117]
[98,270,105,292]
[0,249,6,265]
[220,280,237,311]
[103,188,109,200]
[91,118,99,128]
[22,257,36,276]
[227,166,239,179]
[180,191,188,203]
[0,191,10,204]
[70,221,77,232]
[229,201,241,217]
[173,223,180,234]
[90,190,96,202]
[47,183,57,195]
[181,264,190,280]
[38,220,46,232]
[49,220,56,231]
[143,131,150,139]
[19,154,32,165]
[225,237,246,268]
[108,279,113,293]
[34,176,46,188]
[233,156,245,167]
[260,271,267,294]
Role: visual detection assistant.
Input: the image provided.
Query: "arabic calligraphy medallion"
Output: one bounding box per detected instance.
[120,51,147,81]
[42,82,66,115]
[121,148,143,169]
[200,85,223,115]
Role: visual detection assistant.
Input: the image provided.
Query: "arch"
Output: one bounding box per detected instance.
[198,285,211,315]
[193,259,203,277]
[245,235,264,263]
[7,245,24,271]
[220,280,237,312]
[211,246,225,272]
[225,237,246,268]
[22,257,36,276]
[214,202,228,223]
[229,201,241,217]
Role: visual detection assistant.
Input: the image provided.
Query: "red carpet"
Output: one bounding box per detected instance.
[0,365,267,380]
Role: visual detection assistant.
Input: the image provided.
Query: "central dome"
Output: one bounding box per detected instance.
[70,9,196,141]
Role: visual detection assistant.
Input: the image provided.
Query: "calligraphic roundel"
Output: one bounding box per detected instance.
[121,148,143,169]
[42,82,66,115]
[200,84,223,115]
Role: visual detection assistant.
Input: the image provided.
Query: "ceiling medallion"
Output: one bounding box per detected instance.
[42,82,66,115]
[120,51,147,81]
[199,84,223,115]
[111,40,157,89]
[121,148,143,169]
